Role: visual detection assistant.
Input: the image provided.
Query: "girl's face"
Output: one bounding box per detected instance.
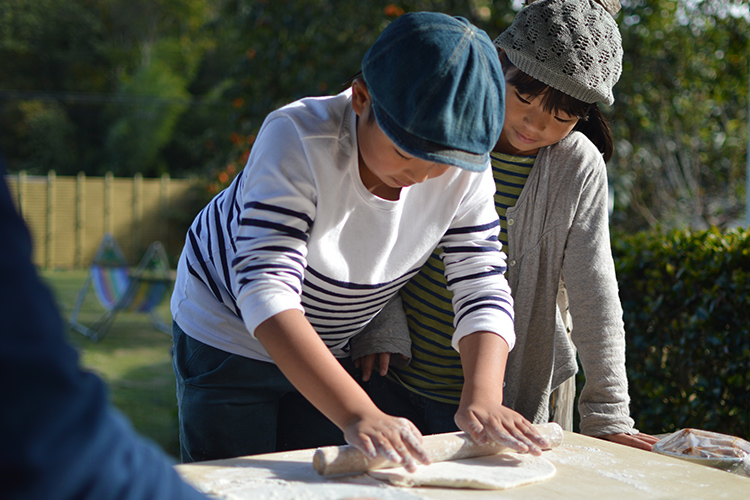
[495,79,580,157]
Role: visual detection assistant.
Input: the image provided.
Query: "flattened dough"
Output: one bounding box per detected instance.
[197,478,423,500]
[369,453,556,490]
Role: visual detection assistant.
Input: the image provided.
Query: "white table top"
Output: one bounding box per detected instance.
[176,431,749,499]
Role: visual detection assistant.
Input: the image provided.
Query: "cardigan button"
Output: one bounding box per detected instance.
[507,218,514,226]
[509,259,517,266]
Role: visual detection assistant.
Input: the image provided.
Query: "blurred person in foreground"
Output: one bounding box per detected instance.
[0,166,208,499]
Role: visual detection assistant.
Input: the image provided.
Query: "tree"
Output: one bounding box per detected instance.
[3,0,746,226]
[610,0,749,231]
[0,0,110,174]
[0,0,224,177]
[204,0,517,182]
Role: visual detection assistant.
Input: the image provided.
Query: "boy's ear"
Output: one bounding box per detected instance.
[351,79,371,118]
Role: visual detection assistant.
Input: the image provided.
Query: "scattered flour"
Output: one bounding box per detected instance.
[189,462,421,500]
[547,444,618,468]
[199,479,422,500]
[595,470,655,494]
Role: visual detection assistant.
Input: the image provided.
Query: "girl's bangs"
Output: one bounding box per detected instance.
[503,56,591,120]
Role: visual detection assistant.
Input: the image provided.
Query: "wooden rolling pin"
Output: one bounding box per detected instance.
[313,422,563,476]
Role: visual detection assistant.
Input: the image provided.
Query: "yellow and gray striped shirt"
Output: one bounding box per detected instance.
[391,153,535,404]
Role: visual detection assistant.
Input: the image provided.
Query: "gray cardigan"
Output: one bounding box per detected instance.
[503,131,635,436]
[352,131,636,437]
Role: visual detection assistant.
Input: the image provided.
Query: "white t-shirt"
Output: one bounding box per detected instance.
[171,89,514,363]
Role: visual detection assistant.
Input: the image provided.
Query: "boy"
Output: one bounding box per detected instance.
[171,11,548,467]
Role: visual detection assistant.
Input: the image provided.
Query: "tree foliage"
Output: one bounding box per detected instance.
[0,0,747,233]
[610,0,748,231]
[0,0,222,176]
[208,0,517,178]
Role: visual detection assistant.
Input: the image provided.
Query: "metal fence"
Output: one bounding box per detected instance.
[5,171,199,269]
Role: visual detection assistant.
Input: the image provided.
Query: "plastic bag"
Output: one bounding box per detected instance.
[652,428,750,477]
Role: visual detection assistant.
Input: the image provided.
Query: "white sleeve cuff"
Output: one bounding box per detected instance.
[451,314,515,352]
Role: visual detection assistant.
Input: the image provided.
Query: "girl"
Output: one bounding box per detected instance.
[356,0,659,451]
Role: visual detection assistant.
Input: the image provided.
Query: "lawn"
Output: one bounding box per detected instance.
[41,269,181,460]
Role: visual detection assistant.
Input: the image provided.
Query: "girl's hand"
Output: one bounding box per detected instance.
[354,352,408,381]
[343,411,430,472]
[354,353,391,382]
[454,396,549,456]
[598,432,660,451]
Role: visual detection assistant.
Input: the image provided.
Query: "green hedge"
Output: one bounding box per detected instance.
[612,227,750,438]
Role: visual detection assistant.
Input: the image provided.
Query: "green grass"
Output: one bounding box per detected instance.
[41,270,181,460]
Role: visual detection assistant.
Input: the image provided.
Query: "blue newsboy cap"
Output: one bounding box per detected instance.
[361,12,504,172]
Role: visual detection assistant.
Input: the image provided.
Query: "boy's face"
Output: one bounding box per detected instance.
[495,78,579,157]
[351,80,451,200]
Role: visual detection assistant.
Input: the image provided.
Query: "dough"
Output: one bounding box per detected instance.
[200,479,423,500]
[368,453,556,490]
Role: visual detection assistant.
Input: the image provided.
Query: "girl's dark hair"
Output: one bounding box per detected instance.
[499,52,614,162]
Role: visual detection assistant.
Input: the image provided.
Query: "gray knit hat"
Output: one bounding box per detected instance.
[494,0,623,105]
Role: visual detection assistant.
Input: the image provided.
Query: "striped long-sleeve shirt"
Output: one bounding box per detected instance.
[171,89,514,363]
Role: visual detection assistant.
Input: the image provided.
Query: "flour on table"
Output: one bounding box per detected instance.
[547,443,617,468]
[368,453,556,490]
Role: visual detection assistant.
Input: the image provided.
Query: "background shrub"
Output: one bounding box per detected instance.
[612,227,750,438]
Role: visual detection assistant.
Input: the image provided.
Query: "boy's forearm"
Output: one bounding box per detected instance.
[458,331,509,404]
[256,309,430,469]
[455,331,548,454]
[254,309,378,429]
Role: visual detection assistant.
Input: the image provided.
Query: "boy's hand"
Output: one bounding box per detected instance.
[457,331,549,455]
[255,310,427,470]
[343,411,430,472]
[454,396,548,456]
